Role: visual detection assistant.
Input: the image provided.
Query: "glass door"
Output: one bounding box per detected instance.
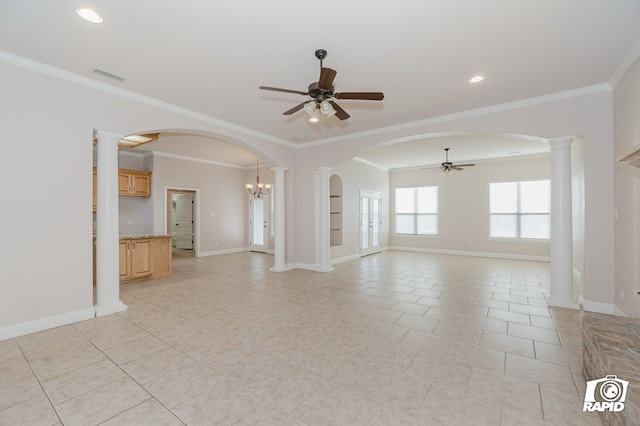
[250,197,267,252]
[360,190,382,256]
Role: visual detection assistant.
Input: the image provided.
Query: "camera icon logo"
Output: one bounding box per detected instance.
[583,375,628,413]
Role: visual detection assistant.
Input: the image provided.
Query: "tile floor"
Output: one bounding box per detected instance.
[0,251,603,425]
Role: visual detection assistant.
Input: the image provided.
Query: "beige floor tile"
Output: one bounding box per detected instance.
[539,385,602,426]
[322,327,373,355]
[28,343,107,381]
[360,306,403,323]
[389,301,429,316]
[172,379,262,424]
[55,377,151,426]
[480,330,535,358]
[394,313,439,334]
[246,364,325,412]
[557,330,584,351]
[360,320,410,341]
[16,326,89,362]
[423,307,465,323]
[487,309,531,325]
[446,340,506,373]
[399,329,452,357]
[319,352,377,389]
[500,407,554,425]
[217,346,287,384]
[120,346,191,384]
[529,315,583,335]
[419,384,501,425]
[416,296,452,310]
[234,402,307,425]
[294,381,380,425]
[357,339,419,372]
[102,334,170,365]
[144,360,224,408]
[433,321,482,344]
[461,314,509,334]
[534,341,583,371]
[505,353,578,395]
[466,368,543,419]
[407,350,471,389]
[370,406,433,426]
[41,359,125,404]
[0,365,43,411]
[0,394,59,426]
[507,322,561,345]
[509,303,552,318]
[357,369,431,417]
[100,398,183,426]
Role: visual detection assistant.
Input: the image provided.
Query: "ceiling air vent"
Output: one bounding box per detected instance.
[92,68,125,82]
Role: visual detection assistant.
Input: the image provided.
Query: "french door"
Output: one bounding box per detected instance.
[360,190,381,256]
[250,197,268,252]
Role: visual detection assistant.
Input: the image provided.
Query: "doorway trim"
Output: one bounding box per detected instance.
[165,187,200,257]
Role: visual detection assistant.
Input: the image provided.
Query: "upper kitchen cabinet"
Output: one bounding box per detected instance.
[118,168,151,197]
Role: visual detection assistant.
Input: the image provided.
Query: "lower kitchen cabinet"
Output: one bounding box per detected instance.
[119,238,152,281]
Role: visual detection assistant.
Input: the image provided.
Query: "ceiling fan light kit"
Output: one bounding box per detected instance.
[259,49,384,121]
[424,148,476,176]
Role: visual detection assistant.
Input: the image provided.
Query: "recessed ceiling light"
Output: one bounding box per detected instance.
[77,8,103,23]
[468,75,485,84]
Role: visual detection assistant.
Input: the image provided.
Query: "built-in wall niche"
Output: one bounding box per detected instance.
[330,174,343,247]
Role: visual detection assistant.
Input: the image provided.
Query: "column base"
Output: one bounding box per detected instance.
[546,296,580,310]
[94,301,127,317]
[270,265,290,273]
[315,266,335,273]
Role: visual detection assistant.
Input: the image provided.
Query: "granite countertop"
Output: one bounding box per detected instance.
[119,234,171,239]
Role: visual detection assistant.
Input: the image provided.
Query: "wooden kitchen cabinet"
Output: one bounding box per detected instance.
[119,238,152,282]
[118,168,151,196]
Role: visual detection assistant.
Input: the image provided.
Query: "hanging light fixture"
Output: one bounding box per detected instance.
[245,157,271,198]
[303,99,336,122]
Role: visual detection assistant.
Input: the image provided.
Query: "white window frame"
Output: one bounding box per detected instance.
[489,179,550,240]
[394,186,438,236]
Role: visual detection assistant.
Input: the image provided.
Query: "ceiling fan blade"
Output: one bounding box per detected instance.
[452,167,464,171]
[454,164,475,167]
[334,92,384,101]
[318,68,337,91]
[282,102,306,115]
[329,101,350,120]
[422,166,443,170]
[259,86,308,96]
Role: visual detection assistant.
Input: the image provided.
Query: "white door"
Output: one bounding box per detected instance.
[172,193,194,249]
[360,191,382,256]
[250,197,268,252]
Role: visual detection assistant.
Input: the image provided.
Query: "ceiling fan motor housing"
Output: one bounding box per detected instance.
[308,82,334,100]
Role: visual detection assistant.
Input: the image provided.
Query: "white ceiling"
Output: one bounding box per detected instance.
[2,1,639,169]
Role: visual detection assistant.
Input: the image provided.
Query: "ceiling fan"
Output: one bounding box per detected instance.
[259,49,384,121]
[424,148,475,175]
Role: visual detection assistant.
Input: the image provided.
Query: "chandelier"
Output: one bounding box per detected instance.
[245,157,271,198]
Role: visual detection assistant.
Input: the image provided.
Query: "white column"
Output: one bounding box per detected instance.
[270,166,289,272]
[547,137,579,309]
[316,167,334,272]
[94,130,127,316]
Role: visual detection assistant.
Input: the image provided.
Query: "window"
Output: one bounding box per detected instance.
[489,180,550,239]
[395,186,438,235]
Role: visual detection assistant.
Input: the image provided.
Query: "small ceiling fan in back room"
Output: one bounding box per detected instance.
[259,49,384,121]
[424,148,475,176]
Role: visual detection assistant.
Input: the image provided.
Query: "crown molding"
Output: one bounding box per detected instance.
[609,37,640,88]
[0,50,296,149]
[298,84,612,149]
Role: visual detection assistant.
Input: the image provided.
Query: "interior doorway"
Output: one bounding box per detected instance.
[167,189,196,257]
[360,190,382,256]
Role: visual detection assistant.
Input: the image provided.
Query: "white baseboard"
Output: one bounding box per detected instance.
[389,246,550,262]
[198,247,249,257]
[580,297,619,315]
[0,307,96,341]
[290,263,318,271]
[331,254,361,265]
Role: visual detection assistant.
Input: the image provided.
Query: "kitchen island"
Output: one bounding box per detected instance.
[118,235,172,283]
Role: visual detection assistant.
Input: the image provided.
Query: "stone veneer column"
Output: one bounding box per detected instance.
[270,166,289,272]
[547,136,579,309]
[316,167,335,272]
[94,130,127,316]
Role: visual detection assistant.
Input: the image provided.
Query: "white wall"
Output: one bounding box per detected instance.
[390,156,551,259]
[329,159,390,261]
[613,54,640,317]
[151,153,250,255]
